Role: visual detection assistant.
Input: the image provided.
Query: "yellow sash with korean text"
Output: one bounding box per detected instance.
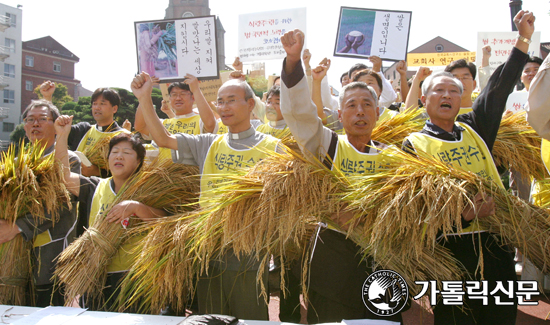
[89,178,143,273]
[158,115,202,160]
[531,140,550,208]
[406,122,504,233]
[200,135,279,206]
[256,123,291,139]
[333,135,387,176]
[216,120,228,134]
[76,126,128,153]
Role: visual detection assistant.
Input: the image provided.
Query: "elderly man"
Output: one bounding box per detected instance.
[131,72,280,320]
[0,99,80,307]
[280,29,405,324]
[402,10,533,325]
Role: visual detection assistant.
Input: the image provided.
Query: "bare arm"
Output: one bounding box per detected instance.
[185,74,216,133]
[404,67,431,111]
[54,115,82,197]
[132,72,178,150]
[105,200,167,224]
[396,60,409,103]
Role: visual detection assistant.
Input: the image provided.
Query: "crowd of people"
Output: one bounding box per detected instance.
[0,8,548,325]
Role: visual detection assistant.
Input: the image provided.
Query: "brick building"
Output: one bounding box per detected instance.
[21,36,79,113]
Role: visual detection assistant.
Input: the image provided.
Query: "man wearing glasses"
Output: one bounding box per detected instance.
[135,73,217,160]
[0,99,81,306]
[444,59,478,115]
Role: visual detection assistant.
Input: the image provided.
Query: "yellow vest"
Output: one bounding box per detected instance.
[158,115,202,160]
[76,125,128,153]
[200,135,279,206]
[377,108,398,125]
[333,135,388,176]
[405,122,504,233]
[531,140,550,208]
[458,107,473,116]
[217,120,228,134]
[256,123,291,139]
[89,178,143,273]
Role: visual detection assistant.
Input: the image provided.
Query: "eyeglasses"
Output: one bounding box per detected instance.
[170,91,192,99]
[454,76,473,81]
[23,116,52,124]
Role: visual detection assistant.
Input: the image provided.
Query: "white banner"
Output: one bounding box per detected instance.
[334,7,411,61]
[476,31,541,74]
[135,16,219,82]
[238,8,307,62]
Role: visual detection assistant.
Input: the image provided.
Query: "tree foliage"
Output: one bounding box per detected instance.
[34,82,74,108]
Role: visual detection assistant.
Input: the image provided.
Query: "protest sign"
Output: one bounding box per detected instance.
[476,31,541,74]
[238,8,307,62]
[407,51,476,67]
[135,16,219,82]
[505,91,528,113]
[334,7,411,61]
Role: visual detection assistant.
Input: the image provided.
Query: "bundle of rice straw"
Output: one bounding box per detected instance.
[55,159,199,308]
[0,142,70,305]
[119,145,343,313]
[371,108,425,146]
[342,147,550,293]
[81,136,111,170]
[492,111,546,179]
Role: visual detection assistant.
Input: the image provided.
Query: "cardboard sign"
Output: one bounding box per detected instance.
[476,31,541,74]
[505,91,528,113]
[334,7,412,61]
[238,8,307,62]
[135,16,219,82]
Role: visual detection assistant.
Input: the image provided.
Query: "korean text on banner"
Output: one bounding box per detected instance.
[238,8,307,62]
[135,16,219,82]
[476,31,540,74]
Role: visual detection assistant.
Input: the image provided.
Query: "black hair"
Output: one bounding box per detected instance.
[348,63,368,79]
[168,82,192,95]
[108,133,146,173]
[266,85,280,99]
[91,88,121,108]
[444,59,477,80]
[352,70,383,92]
[526,56,543,66]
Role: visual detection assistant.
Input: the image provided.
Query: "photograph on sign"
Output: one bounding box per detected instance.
[238,7,307,62]
[135,16,219,82]
[333,7,411,62]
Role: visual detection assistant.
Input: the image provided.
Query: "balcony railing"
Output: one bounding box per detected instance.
[0,76,9,90]
[0,46,10,61]
[0,16,11,32]
[0,106,8,119]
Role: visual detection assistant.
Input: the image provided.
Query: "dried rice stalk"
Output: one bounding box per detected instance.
[371,108,426,146]
[493,111,545,179]
[55,159,199,309]
[81,136,111,170]
[0,142,70,305]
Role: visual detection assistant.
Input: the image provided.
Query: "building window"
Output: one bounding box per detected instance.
[3,89,14,104]
[2,122,14,133]
[3,63,14,78]
[182,11,194,17]
[25,55,34,67]
[435,44,444,52]
[25,80,32,91]
[5,13,16,27]
[53,61,61,72]
[4,38,15,53]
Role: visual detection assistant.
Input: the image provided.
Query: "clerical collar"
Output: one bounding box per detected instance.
[228,127,255,140]
[269,119,287,127]
[97,121,115,132]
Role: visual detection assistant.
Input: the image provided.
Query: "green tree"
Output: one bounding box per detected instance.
[9,123,27,148]
[34,82,73,108]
